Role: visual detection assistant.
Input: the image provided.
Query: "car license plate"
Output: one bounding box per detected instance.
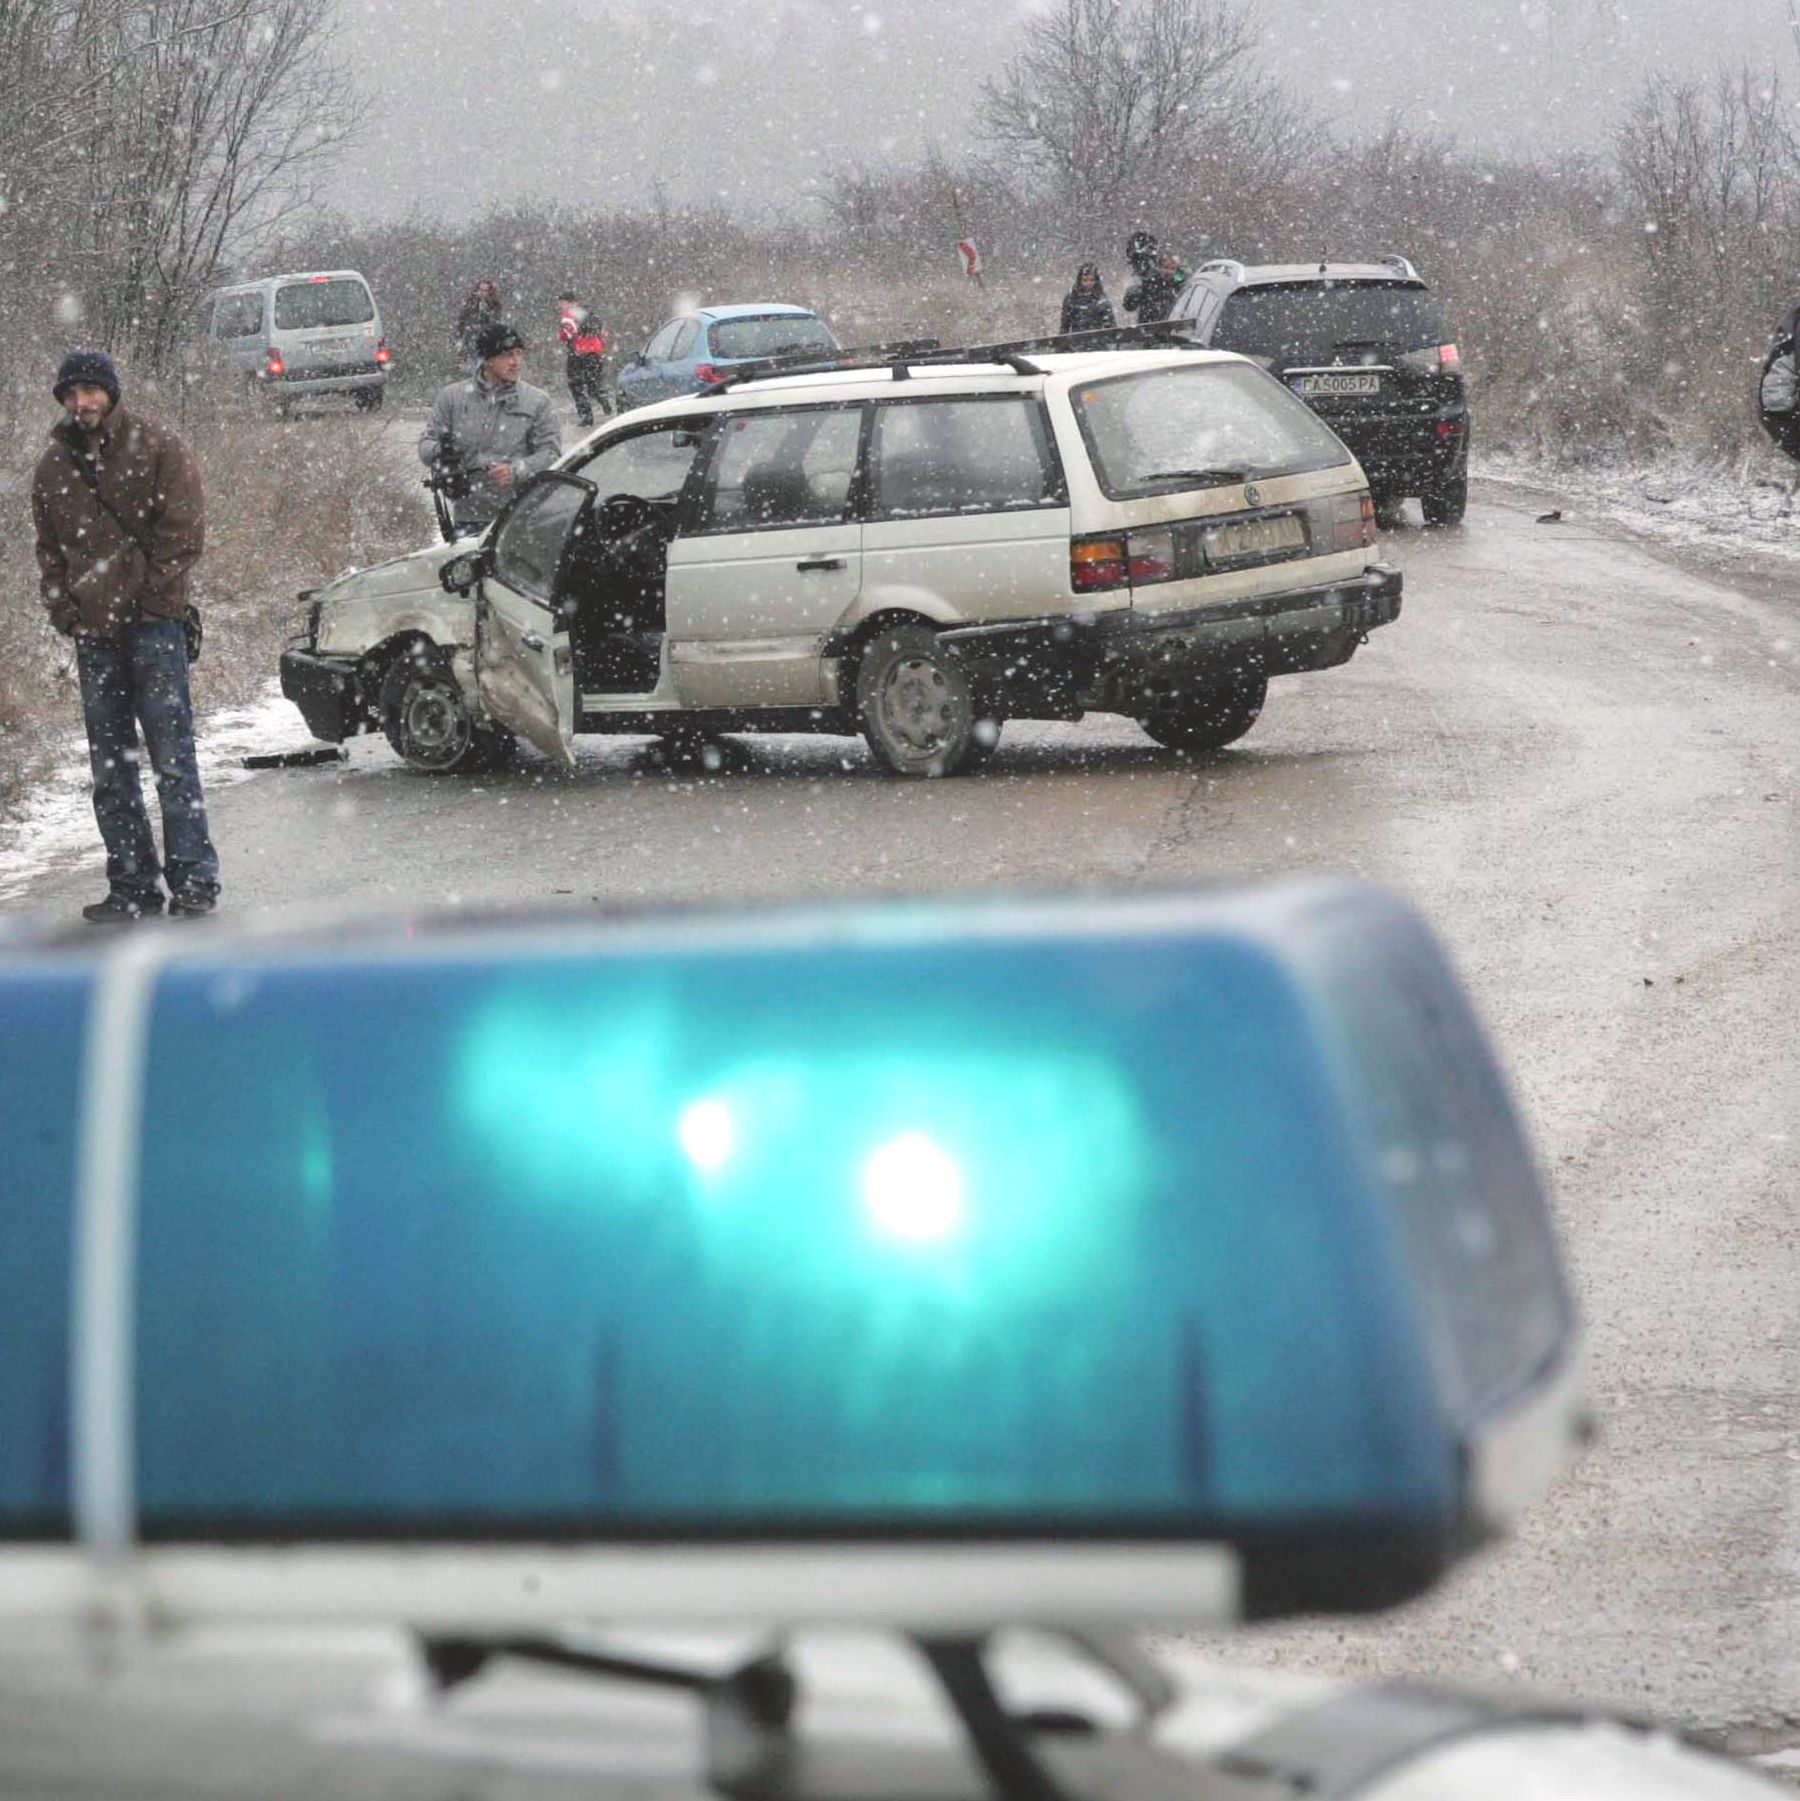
[1297,371,1381,397]
[1203,514,1307,561]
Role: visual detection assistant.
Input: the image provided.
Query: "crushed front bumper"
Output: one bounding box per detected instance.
[279,650,366,743]
[940,566,1403,716]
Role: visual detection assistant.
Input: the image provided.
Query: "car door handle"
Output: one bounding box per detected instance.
[796,557,845,572]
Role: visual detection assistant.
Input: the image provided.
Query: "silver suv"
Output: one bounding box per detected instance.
[280,340,1401,776]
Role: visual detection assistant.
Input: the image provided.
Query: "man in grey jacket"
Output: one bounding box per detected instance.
[418,321,562,536]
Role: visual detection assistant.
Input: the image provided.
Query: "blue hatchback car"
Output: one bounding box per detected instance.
[615,301,839,409]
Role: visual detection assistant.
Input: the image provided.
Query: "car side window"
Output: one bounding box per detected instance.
[693,407,865,533]
[867,397,1063,519]
[213,291,264,338]
[492,477,592,603]
[670,319,702,361]
[644,321,682,362]
[573,422,708,507]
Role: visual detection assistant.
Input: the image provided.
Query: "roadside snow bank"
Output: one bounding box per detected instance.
[1479,447,1800,566]
[0,682,325,903]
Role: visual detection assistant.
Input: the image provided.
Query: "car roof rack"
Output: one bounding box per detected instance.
[709,319,1199,393]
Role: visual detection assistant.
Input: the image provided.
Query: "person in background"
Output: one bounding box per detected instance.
[31,349,221,923]
[1124,248,1188,325]
[454,279,505,374]
[418,322,562,538]
[1124,229,1160,287]
[1060,263,1116,335]
[556,291,611,428]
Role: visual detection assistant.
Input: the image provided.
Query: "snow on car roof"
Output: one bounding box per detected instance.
[626,346,1245,411]
[697,301,825,320]
[1233,263,1426,286]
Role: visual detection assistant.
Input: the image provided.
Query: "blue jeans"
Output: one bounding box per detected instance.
[75,618,220,903]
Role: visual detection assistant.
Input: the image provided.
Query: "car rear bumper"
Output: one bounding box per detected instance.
[279,650,366,741]
[940,566,1403,715]
[1327,412,1469,492]
[260,367,389,396]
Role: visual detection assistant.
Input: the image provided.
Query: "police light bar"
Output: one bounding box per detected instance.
[0,882,1586,1634]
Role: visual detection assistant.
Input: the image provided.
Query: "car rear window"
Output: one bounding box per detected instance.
[709,315,837,360]
[273,278,375,331]
[1214,282,1450,363]
[212,291,264,338]
[1071,362,1353,500]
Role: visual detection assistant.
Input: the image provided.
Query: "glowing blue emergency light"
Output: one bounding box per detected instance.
[0,882,1584,1630]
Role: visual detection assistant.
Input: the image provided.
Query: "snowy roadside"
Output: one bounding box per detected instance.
[1477,447,1800,568]
[0,682,361,905]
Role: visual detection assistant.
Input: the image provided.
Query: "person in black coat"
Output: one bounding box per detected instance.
[1060,263,1117,335]
[1124,249,1189,326]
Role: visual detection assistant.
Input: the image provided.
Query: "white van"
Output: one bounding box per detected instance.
[199,268,391,413]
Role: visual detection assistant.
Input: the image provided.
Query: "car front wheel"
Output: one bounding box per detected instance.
[379,648,515,774]
[1139,672,1268,754]
[856,624,998,778]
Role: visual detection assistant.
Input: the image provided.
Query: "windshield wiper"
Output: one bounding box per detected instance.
[1138,466,1252,486]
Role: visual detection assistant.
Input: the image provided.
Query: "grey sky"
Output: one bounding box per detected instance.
[329,0,1797,221]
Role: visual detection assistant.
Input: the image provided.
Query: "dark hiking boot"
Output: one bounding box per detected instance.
[82,892,163,925]
[168,887,219,919]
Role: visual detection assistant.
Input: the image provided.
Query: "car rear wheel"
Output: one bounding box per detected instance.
[1139,672,1268,754]
[380,647,515,774]
[354,387,384,413]
[1422,472,1468,526]
[856,624,998,779]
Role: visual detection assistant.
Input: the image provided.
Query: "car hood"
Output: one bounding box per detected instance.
[316,536,460,606]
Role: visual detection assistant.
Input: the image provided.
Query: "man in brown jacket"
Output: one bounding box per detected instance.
[32,349,221,922]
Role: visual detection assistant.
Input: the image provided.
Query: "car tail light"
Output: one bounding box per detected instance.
[1127,527,1176,585]
[375,339,392,366]
[1332,492,1378,551]
[694,363,719,385]
[266,350,285,378]
[1401,343,1463,375]
[1071,535,1129,593]
[1435,418,1465,439]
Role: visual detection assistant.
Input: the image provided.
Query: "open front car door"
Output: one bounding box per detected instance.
[476,472,592,770]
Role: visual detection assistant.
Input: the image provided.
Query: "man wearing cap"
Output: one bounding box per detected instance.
[31,349,220,925]
[418,321,562,537]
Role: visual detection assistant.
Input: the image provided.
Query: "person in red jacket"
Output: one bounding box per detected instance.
[556,292,611,427]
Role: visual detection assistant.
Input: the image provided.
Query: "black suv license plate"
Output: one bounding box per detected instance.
[1297,371,1381,397]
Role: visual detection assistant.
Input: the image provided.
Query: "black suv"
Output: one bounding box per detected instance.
[1168,257,1469,524]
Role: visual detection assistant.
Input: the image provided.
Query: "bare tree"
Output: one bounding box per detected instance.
[0,0,362,370]
[1616,66,1800,344]
[977,0,1306,242]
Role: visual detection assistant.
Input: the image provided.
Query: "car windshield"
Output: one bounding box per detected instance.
[1072,361,1354,499]
[1214,282,1450,363]
[708,314,837,360]
[273,278,375,331]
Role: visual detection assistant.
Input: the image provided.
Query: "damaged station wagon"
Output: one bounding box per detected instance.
[280,340,1402,777]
